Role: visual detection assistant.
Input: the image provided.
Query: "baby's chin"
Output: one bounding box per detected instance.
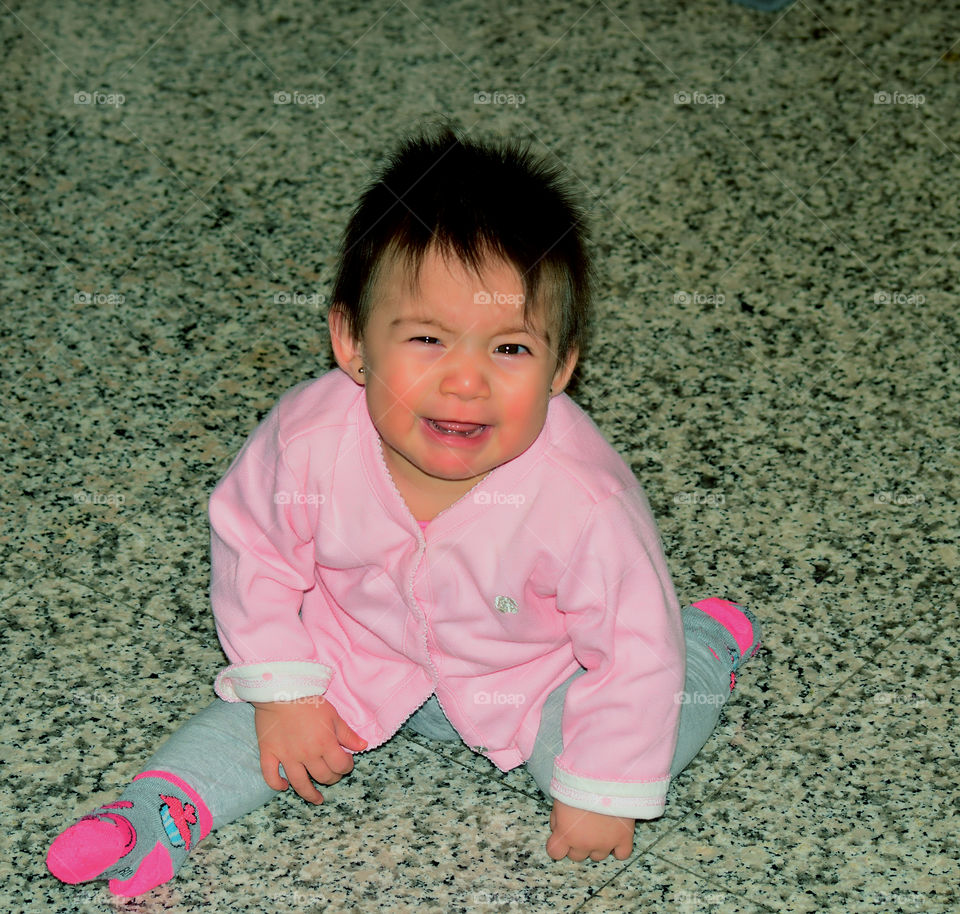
[422,465,496,484]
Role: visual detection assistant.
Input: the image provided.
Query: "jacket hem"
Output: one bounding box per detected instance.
[550,764,670,819]
[214,660,334,702]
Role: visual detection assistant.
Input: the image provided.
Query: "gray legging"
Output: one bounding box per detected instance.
[145,605,737,828]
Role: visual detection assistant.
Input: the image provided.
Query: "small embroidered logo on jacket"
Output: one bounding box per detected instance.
[494,596,518,614]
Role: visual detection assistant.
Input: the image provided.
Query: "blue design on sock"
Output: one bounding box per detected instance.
[160,804,185,847]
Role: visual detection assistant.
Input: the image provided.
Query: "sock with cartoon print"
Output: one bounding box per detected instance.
[686,597,762,687]
[666,598,763,776]
[46,770,211,897]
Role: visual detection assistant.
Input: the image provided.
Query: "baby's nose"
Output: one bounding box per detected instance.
[439,353,489,397]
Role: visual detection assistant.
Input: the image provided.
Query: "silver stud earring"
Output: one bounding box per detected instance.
[358,367,365,374]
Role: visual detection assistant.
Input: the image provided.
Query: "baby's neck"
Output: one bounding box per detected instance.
[403,480,480,523]
[377,437,494,523]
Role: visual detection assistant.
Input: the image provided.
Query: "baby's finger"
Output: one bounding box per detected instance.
[333,717,368,753]
[305,757,339,786]
[286,764,325,805]
[259,752,289,792]
[324,745,355,778]
[545,834,569,861]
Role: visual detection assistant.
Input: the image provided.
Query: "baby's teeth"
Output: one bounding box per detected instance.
[432,420,482,435]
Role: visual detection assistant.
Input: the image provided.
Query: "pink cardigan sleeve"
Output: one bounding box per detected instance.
[551,486,685,819]
[207,404,333,703]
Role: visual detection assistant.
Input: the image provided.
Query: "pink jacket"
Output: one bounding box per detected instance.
[210,369,684,818]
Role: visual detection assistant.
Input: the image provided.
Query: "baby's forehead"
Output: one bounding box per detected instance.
[366,245,563,343]
[386,260,553,327]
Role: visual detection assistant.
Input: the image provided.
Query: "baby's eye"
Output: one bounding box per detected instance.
[495,343,531,355]
[411,336,442,345]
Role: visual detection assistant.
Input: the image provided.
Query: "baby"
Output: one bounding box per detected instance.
[47,127,761,897]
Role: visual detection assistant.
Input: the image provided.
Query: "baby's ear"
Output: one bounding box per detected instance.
[550,347,579,397]
[328,307,365,384]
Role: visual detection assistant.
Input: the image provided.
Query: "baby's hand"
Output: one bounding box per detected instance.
[252,695,367,804]
[546,799,635,862]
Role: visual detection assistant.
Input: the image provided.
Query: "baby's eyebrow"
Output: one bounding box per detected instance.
[391,316,544,339]
[390,316,452,332]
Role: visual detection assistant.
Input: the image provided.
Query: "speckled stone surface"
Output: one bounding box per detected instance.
[2,0,958,911]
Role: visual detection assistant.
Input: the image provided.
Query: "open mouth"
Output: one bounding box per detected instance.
[426,419,488,438]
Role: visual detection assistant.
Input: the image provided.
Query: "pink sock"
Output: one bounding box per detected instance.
[691,597,757,658]
[47,770,211,897]
[46,803,137,884]
[107,842,177,896]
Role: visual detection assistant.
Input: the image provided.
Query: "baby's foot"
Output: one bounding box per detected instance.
[46,771,211,897]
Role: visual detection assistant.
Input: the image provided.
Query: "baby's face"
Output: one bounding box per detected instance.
[346,247,577,505]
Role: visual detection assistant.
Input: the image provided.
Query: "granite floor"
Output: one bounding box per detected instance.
[2,0,958,912]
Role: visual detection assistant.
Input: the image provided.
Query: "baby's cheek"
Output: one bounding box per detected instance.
[368,371,422,419]
[499,390,549,440]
